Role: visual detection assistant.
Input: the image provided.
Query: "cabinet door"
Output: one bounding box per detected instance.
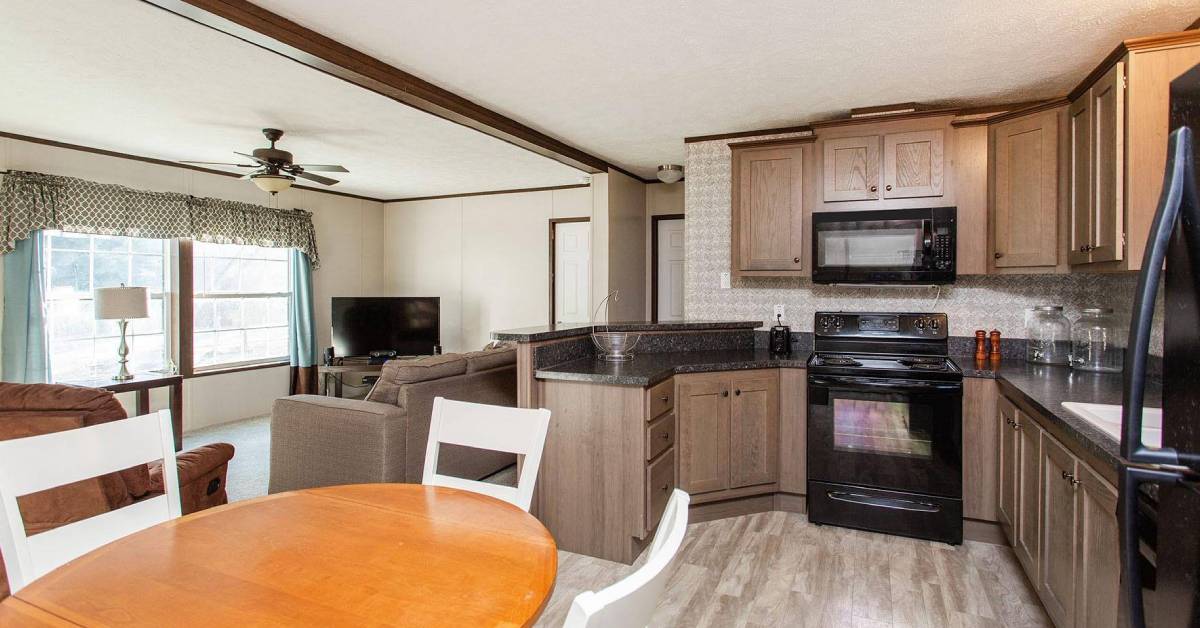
[1015,411,1042,582]
[1039,433,1079,628]
[729,371,779,488]
[1090,62,1126,264]
[997,397,1019,543]
[822,135,880,201]
[963,378,999,521]
[677,376,731,494]
[733,145,805,271]
[991,108,1060,269]
[778,368,807,494]
[1074,462,1120,628]
[1068,95,1094,265]
[882,129,944,198]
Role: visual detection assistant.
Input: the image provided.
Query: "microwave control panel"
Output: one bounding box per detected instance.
[933,226,954,270]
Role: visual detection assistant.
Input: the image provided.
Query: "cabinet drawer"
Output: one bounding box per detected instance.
[647,413,676,461]
[648,378,674,419]
[646,448,676,533]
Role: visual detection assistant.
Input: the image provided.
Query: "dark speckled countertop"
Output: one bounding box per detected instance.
[492,320,763,342]
[538,350,1161,476]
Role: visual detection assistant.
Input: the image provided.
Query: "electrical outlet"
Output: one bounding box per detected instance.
[774,304,786,321]
[720,272,731,289]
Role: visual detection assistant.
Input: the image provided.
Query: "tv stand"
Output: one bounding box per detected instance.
[317,355,430,398]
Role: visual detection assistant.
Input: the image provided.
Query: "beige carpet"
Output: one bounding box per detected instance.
[183,416,270,502]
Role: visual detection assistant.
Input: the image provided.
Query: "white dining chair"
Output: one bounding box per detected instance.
[422,397,551,512]
[0,410,181,593]
[563,489,691,628]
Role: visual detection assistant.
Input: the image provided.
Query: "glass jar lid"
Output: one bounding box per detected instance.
[1033,305,1064,312]
[1081,307,1114,315]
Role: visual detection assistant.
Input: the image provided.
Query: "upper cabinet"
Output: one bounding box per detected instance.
[729,138,812,278]
[1067,37,1200,270]
[820,123,949,206]
[882,130,945,198]
[822,135,880,201]
[989,104,1066,272]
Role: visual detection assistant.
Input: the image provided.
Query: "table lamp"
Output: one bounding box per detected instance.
[94,284,150,381]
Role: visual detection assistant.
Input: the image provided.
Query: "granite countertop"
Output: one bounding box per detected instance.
[535,349,811,386]
[492,320,763,342]
[539,349,1161,477]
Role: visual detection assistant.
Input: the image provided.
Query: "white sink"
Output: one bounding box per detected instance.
[1061,402,1163,448]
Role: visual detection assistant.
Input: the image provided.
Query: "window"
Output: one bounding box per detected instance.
[192,242,290,369]
[43,232,170,381]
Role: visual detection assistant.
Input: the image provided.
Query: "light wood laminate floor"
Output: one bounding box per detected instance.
[537,511,1050,627]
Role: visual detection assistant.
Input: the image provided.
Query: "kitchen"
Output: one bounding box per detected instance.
[494,27,1200,628]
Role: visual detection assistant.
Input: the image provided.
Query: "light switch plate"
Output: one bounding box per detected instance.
[720,272,731,289]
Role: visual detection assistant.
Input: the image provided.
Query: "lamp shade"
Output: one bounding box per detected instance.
[94,286,150,320]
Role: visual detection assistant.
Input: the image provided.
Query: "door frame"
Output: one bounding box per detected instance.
[548,217,591,326]
[650,213,686,322]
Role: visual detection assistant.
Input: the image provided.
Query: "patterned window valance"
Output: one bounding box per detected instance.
[0,170,320,267]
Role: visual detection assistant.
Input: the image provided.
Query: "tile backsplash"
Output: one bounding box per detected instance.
[684,133,1164,355]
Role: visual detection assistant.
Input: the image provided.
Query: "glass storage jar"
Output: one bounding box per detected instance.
[1070,307,1125,372]
[1026,305,1071,365]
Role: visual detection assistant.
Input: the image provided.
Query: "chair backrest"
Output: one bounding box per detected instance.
[563,489,691,628]
[422,397,550,511]
[0,410,180,593]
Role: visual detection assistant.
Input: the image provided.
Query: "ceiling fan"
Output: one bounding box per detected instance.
[181,128,349,194]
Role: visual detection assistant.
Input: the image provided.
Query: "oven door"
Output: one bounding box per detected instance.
[807,373,962,497]
[811,208,953,284]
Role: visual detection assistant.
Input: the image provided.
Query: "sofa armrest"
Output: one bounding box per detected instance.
[171,443,236,487]
[269,395,410,494]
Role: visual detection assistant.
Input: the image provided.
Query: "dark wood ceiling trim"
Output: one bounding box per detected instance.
[141,0,615,176]
[0,130,385,202]
[608,164,656,185]
[809,107,960,129]
[385,183,589,203]
[727,136,817,150]
[975,98,1071,126]
[1069,29,1200,101]
[684,125,814,144]
[1189,15,1200,31]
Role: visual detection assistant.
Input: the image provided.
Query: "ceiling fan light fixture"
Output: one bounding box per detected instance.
[251,173,294,194]
[656,164,684,184]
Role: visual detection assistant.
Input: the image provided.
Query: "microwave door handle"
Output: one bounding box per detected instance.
[922,220,934,252]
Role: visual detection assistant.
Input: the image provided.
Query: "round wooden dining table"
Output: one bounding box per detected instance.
[0,484,558,627]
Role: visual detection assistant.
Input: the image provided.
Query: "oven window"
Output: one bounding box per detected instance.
[816,226,924,268]
[832,398,932,458]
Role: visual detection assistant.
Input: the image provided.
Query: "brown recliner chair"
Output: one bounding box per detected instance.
[0,382,235,598]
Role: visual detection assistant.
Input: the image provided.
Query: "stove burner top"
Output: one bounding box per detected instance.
[820,355,862,366]
[897,357,951,371]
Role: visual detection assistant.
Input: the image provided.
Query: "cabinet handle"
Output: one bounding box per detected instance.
[994,252,1004,259]
[793,257,801,264]
[1062,470,1079,486]
[734,389,741,396]
[660,432,670,440]
[660,395,669,402]
[721,390,729,397]
[660,483,671,492]
[1079,244,1095,252]
[869,185,878,192]
[1012,422,1022,431]
[885,184,893,191]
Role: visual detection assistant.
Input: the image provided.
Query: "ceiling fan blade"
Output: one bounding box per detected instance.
[294,171,339,186]
[234,151,270,166]
[293,164,348,173]
[180,161,257,167]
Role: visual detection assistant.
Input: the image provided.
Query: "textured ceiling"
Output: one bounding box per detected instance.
[255,0,1197,178]
[0,0,588,199]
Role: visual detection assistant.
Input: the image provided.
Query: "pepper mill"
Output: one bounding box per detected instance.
[974,330,987,361]
[989,329,1002,360]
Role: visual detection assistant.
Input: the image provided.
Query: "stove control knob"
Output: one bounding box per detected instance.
[931,319,940,331]
[834,317,843,329]
[915,319,925,330]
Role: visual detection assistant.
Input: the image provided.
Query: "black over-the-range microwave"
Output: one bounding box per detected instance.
[811,207,956,285]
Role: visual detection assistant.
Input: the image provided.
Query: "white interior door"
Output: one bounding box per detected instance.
[553,221,591,324]
[657,219,685,322]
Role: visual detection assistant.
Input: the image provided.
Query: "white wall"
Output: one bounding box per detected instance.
[383,185,592,352]
[0,137,385,430]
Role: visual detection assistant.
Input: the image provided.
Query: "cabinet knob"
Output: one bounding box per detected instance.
[660,432,670,440]
[994,252,1004,259]
[1012,422,1022,431]
[793,257,801,264]
[721,390,729,397]
[661,483,671,492]
[660,395,669,402]
[869,185,878,192]
[1079,244,1095,252]
[734,389,741,396]
[885,184,893,191]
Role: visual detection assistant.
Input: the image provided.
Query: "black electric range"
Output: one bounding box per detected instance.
[806,312,964,544]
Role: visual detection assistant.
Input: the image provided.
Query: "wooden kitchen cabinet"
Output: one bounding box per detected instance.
[677,370,780,496]
[1015,410,1043,582]
[1073,461,1120,628]
[729,139,811,277]
[777,368,807,494]
[989,104,1064,271]
[997,396,1020,542]
[1069,62,1125,266]
[822,135,880,201]
[962,378,999,521]
[729,372,780,488]
[882,129,944,198]
[1040,432,1079,628]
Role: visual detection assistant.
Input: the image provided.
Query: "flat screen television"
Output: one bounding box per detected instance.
[331,297,440,357]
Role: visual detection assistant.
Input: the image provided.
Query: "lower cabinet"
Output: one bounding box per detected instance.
[677,370,779,496]
[996,393,1120,628]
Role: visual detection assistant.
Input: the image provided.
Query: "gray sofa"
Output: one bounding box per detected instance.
[268,345,517,494]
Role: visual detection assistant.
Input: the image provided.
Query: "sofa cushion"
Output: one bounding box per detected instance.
[463,344,516,372]
[366,354,468,405]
